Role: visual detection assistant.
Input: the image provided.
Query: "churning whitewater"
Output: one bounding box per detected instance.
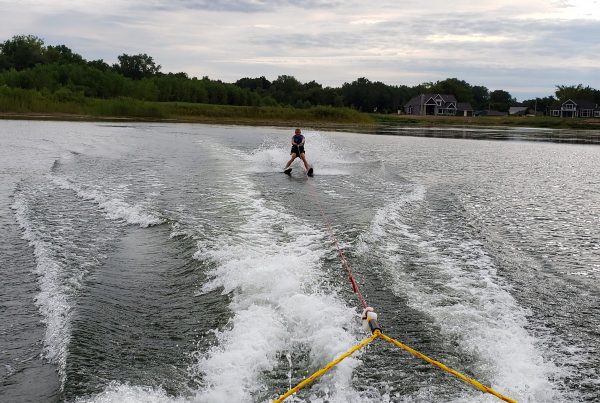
[1,121,599,402]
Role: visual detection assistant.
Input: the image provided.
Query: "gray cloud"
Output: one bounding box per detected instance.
[236,10,599,98]
[152,0,343,12]
[249,13,600,58]
[1,0,598,99]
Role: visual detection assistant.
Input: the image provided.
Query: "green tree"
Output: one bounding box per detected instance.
[471,85,489,110]
[341,77,376,111]
[429,78,474,103]
[269,75,303,105]
[341,77,406,112]
[235,76,271,91]
[522,96,556,115]
[44,44,84,65]
[0,35,45,70]
[87,59,111,71]
[555,84,600,103]
[114,53,161,80]
[489,89,515,112]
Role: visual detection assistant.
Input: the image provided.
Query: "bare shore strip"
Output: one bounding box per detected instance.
[2,101,600,143]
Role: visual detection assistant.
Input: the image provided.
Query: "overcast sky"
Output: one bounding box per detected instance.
[1,0,598,100]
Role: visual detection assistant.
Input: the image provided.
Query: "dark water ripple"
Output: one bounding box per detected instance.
[0,121,599,402]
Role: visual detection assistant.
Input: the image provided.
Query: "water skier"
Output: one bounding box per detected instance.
[284,128,312,176]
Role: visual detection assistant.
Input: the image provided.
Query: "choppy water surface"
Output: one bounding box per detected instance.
[1,121,598,403]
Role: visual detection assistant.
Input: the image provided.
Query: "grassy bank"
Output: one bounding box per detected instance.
[0,86,374,125]
[373,113,600,130]
[2,86,600,131]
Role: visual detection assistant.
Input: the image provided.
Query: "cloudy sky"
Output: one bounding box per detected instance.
[1,0,599,99]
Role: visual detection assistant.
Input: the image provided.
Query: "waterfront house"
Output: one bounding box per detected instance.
[549,99,600,118]
[405,94,472,116]
[456,102,474,117]
[509,106,529,116]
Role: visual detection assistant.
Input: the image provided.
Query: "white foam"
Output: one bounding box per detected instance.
[563,265,600,277]
[410,241,558,402]
[11,193,72,385]
[72,382,186,403]
[356,184,425,253]
[190,175,368,402]
[50,175,163,227]
[242,131,352,176]
[357,185,565,402]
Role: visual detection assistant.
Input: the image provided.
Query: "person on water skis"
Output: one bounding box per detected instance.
[284,128,313,176]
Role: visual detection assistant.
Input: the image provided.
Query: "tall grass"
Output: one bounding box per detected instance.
[4,87,597,129]
[0,86,373,124]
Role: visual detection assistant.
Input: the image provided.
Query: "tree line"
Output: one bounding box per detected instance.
[2,35,599,114]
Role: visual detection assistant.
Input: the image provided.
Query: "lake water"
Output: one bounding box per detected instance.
[1,120,599,402]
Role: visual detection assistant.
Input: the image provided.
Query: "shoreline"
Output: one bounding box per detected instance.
[2,112,600,144]
[0,111,380,132]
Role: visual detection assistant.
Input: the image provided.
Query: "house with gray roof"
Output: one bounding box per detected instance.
[549,99,600,118]
[456,102,474,117]
[509,106,529,116]
[404,94,472,116]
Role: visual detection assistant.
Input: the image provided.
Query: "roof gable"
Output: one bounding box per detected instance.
[561,98,597,109]
[404,93,462,107]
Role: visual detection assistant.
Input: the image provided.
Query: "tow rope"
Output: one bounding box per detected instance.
[307,181,368,309]
[274,172,517,403]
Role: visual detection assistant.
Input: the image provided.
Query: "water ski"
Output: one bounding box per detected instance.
[307,167,314,177]
[284,167,292,175]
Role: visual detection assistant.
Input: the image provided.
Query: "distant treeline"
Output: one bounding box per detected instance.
[1,35,600,114]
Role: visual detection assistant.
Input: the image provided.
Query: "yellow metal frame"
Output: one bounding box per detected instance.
[273,330,517,403]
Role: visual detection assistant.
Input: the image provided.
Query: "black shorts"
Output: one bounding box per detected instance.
[291,145,305,155]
